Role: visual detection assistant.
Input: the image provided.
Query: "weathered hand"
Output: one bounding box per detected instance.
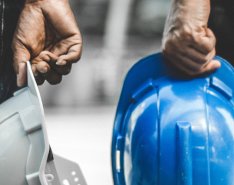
[12,0,82,86]
[162,0,220,77]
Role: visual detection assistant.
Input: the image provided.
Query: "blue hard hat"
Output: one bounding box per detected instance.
[111,53,234,185]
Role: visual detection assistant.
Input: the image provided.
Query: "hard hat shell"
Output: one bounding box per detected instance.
[111,53,234,185]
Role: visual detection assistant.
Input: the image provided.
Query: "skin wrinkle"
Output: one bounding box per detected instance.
[12,0,82,86]
[162,0,221,77]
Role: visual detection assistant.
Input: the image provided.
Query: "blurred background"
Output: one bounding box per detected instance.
[39,0,171,185]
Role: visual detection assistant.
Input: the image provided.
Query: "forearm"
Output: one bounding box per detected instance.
[164,0,211,34]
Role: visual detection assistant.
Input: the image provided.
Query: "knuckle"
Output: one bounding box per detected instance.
[201,38,215,53]
[181,25,193,40]
[39,51,50,57]
[30,43,39,52]
[39,54,50,61]
[31,57,41,64]
[212,34,216,46]
[208,28,216,44]
[40,50,49,55]
[206,44,213,52]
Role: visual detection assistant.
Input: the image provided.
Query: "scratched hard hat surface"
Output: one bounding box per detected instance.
[112,53,234,185]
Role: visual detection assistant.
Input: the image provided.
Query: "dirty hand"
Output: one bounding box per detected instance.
[162,0,220,77]
[12,0,82,86]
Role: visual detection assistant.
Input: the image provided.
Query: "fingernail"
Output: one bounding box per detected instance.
[56,60,67,65]
[213,60,221,68]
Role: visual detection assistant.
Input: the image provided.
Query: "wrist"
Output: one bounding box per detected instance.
[169,0,210,30]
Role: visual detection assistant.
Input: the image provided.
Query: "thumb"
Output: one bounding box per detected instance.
[13,45,30,87]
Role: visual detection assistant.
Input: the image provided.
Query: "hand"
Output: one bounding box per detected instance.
[162,0,220,77]
[12,0,82,86]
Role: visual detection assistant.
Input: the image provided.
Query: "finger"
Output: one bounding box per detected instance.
[53,62,72,75]
[168,54,202,75]
[31,52,51,72]
[32,63,45,85]
[171,55,220,77]
[38,51,58,62]
[163,33,217,76]
[56,44,82,65]
[12,43,31,87]
[32,51,58,64]
[176,48,219,75]
[43,69,62,85]
[34,61,50,74]
[35,73,45,85]
[191,28,216,54]
[50,34,82,59]
[198,59,221,75]
[183,47,216,65]
[42,0,82,58]
[164,47,214,76]
[163,42,204,72]
[163,52,195,76]
[47,59,72,75]
[32,51,59,77]
[164,34,216,66]
[31,62,47,87]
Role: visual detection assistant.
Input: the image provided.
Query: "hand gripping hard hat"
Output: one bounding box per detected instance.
[111,53,234,185]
